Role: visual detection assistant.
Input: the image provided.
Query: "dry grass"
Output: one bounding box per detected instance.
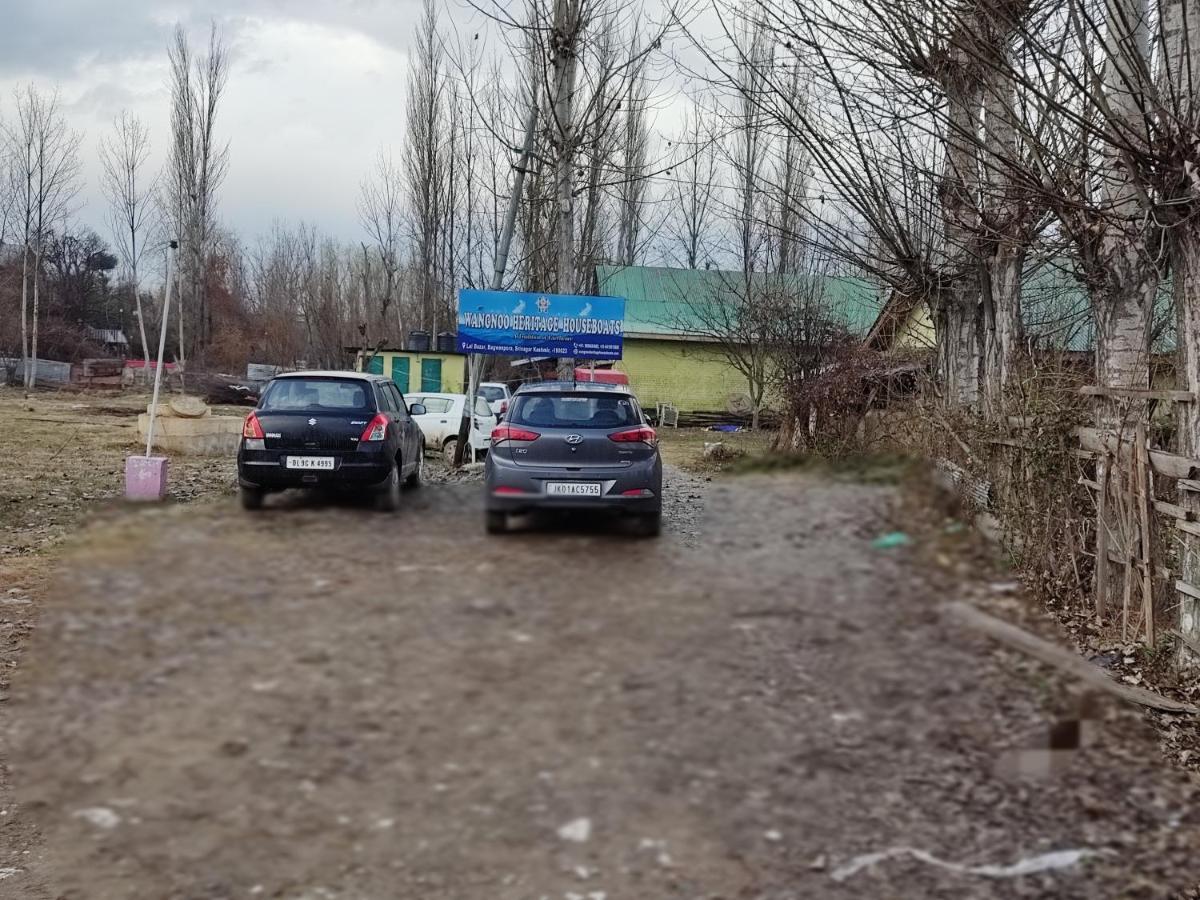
[0,386,238,593]
[655,426,773,473]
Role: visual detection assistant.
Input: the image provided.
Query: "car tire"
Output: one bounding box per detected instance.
[633,511,661,538]
[239,485,265,511]
[443,437,458,466]
[376,463,402,512]
[485,510,508,534]
[404,447,423,488]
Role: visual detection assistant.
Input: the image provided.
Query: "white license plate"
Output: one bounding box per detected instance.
[546,482,602,497]
[286,456,336,470]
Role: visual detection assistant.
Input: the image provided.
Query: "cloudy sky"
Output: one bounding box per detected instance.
[0,0,469,246]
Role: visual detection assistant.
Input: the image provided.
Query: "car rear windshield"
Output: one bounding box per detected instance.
[506,393,640,429]
[477,385,506,402]
[260,378,372,412]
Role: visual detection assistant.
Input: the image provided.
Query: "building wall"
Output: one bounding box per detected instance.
[356,351,466,394]
[896,304,935,349]
[617,339,752,413]
[357,344,754,415]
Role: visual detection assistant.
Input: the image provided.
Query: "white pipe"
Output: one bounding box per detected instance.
[144,241,176,457]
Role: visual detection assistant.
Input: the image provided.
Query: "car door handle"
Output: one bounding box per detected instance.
[439,419,448,424]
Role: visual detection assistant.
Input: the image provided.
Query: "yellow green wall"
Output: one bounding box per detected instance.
[360,342,757,414]
[356,351,466,394]
[618,338,753,413]
[895,303,935,349]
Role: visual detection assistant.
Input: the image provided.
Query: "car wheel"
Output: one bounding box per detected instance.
[404,447,423,488]
[376,463,402,512]
[443,438,458,465]
[485,510,508,534]
[633,511,661,538]
[239,485,265,511]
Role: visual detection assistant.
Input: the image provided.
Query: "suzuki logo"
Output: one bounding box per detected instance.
[564,433,583,444]
[308,418,317,426]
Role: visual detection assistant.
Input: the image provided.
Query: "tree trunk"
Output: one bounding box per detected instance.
[552,0,579,380]
[1161,0,1200,664]
[981,244,1026,417]
[937,288,981,407]
[132,263,150,365]
[1174,231,1200,663]
[936,63,982,410]
[19,245,29,388]
[29,244,41,390]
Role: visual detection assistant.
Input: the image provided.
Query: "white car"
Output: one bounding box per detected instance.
[477,382,512,417]
[405,392,497,463]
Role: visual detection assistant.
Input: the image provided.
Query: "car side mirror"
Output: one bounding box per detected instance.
[409,403,426,416]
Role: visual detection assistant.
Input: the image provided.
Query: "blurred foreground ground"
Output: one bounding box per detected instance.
[1,388,1198,898]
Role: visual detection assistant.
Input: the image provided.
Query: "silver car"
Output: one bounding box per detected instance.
[484,382,663,537]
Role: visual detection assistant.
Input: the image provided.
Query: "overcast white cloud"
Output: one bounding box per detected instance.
[0,0,451,245]
[0,1,715,252]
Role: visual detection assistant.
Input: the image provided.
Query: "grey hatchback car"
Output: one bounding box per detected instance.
[484,382,663,536]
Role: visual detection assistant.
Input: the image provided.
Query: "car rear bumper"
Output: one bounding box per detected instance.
[484,453,662,514]
[237,447,393,490]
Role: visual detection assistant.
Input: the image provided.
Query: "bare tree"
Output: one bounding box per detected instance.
[6,85,81,388]
[99,111,157,363]
[165,22,230,366]
[358,151,405,340]
[666,107,719,268]
[616,53,650,265]
[470,0,675,376]
[404,0,450,336]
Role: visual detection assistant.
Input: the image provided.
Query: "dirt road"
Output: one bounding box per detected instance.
[5,471,1200,898]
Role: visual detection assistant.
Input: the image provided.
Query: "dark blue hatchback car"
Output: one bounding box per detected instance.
[237,372,426,512]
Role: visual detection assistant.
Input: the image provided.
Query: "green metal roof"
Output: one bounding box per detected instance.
[595,265,885,338]
[1013,261,1173,353]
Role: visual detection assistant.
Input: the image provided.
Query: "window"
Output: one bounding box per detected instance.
[477,385,506,402]
[260,379,371,412]
[417,398,454,415]
[375,384,397,413]
[385,384,407,413]
[507,393,640,429]
[474,396,493,417]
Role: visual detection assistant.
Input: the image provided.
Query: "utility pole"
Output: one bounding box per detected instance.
[452,88,540,467]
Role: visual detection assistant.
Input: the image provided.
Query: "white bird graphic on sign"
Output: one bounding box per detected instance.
[580,302,592,317]
[512,299,526,314]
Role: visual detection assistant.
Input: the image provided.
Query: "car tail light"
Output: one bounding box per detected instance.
[242,412,265,439]
[491,425,540,443]
[621,488,656,497]
[360,414,389,442]
[493,486,529,495]
[500,400,508,413]
[609,426,657,446]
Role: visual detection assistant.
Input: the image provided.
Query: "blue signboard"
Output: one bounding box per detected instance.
[456,289,625,359]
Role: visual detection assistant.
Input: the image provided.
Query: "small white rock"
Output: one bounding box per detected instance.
[558,817,592,843]
[73,807,120,829]
[764,829,783,842]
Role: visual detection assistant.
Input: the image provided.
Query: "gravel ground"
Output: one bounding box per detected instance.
[3,471,1199,899]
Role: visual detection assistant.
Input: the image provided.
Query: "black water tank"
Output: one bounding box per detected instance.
[408,330,431,352]
[436,331,456,353]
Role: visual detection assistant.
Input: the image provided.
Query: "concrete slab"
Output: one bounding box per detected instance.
[125,456,168,501]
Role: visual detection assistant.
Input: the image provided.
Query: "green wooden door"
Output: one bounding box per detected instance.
[365,354,384,375]
[390,356,410,392]
[420,358,442,392]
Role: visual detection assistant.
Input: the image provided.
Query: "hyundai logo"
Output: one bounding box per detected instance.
[564,433,583,444]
